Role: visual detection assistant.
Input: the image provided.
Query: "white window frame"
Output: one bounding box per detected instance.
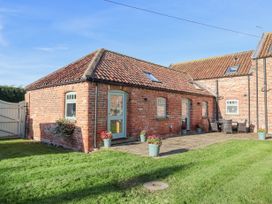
[226,99,239,115]
[156,97,167,118]
[65,92,76,120]
[201,101,208,118]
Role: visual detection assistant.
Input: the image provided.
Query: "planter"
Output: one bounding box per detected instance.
[103,138,112,148]
[182,129,187,135]
[258,132,266,140]
[140,135,146,142]
[148,144,160,157]
[196,128,202,134]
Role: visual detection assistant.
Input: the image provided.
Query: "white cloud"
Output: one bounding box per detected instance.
[34,45,69,52]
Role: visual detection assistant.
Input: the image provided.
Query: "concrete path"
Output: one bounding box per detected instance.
[111,133,258,157]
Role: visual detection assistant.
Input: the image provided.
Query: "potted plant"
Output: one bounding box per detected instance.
[100,131,112,148]
[181,121,187,135]
[147,135,162,157]
[258,128,266,140]
[139,130,147,142]
[195,124,203,134]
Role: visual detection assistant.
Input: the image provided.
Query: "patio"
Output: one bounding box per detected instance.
[112,133,258,157]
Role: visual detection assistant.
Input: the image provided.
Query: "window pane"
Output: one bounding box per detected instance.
[202,102,208,117]
[157,98,166,117]
[66,103,76,118]
[110,95,123,116]
[110,120,123,133]
[227,106,237,113]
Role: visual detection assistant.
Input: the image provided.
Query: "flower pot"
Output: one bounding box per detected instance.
[196,128,202,134]
[258,132,266,140]
[103,138,111,148]
[148,144,160,157]
[182,129,187,135]
[140,135,146,142]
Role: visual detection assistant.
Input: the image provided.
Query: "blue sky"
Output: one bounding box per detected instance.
[0,0,271,87]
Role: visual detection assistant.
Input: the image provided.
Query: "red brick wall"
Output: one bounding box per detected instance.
[93,84,214,145]
[25,82,90,152]
[197,76,250,125]
[251,57,272,133]
[26,82,214,152]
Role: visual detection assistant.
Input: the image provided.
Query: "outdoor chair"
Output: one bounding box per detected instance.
[223,120,233,134]
[238,120,247,133]
[210,121,219,132]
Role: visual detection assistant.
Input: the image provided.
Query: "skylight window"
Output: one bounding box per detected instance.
[144,72,160,82]
[225,65,239,74]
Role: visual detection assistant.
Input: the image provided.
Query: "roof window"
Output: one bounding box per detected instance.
[144,72,160,82]
[225,65,239,74]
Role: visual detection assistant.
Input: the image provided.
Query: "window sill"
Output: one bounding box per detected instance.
[156,116,168,121]
[65,118,77,122]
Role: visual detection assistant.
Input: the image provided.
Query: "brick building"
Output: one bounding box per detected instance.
[172,32,272,134]
[25,49,214,152]
[25,32,272,152]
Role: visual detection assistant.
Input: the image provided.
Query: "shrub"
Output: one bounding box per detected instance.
[147,135,162,146]
[100,131,112,140]
[258,128,266,133]
[140,130,146,136]
[55,119,75,138]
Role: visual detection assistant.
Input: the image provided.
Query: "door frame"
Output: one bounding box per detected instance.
[107,90,127,139]
[182,98,191,130]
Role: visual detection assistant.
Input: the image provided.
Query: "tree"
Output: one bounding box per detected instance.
[0,86,25,102]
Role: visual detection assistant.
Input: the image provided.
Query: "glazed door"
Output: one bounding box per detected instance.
[182,99,191,130]
[108,91,127,139]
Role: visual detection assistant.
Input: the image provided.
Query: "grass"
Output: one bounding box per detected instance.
[1,139,272,204]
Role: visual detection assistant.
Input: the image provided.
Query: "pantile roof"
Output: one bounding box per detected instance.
[171,50,253,80]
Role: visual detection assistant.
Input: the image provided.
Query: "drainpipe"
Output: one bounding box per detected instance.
[256,60,259,130]
[263,58,268,133]
[94,83,98,148]
[215,79,219,121]
[247,75,251,128]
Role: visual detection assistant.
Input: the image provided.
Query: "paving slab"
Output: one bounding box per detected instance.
[112,133,258,157]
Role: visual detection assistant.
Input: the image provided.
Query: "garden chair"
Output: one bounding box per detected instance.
[210,120,219,132]
[238,120,247,133]
[223,120,233,134]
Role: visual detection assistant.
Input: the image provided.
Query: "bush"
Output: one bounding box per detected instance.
[258,128,266,133]
[147,135,162,146]
[140,130,146,136]
[0,85,25,102]
[55,119,75,138]
[100,131,112,140]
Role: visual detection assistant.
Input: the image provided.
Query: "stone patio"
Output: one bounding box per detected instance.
[111,133,258,157]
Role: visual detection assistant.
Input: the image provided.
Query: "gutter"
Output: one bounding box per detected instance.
[256,60,259,130]
[94,83,98,149]
[216,79,219,121]
[91,78,214,98]
[263,58,268,133]
[247,75,251,127]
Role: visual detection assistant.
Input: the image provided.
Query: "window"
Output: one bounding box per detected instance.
[226,100,239,115]
[65,92,76,119]
[202,101,208,118]
[157,97,166,118]
[225,65,239,74]
[144,72,160,82]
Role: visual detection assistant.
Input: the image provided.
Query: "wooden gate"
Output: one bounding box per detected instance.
[0,100,26,138]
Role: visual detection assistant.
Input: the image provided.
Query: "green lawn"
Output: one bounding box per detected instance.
[1,139,272,204]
